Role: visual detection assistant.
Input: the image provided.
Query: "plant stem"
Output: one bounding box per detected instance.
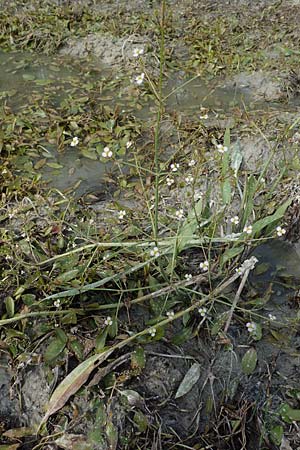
[153,0,166,241]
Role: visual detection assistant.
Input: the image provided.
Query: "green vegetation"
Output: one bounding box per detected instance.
[1,1,300,449]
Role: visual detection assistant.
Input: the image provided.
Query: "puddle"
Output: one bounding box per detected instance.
[1,51,298,197]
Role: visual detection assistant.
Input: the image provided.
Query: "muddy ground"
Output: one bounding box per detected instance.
[2,1,300,449]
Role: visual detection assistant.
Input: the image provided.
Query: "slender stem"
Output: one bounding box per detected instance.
[153,0,166,241]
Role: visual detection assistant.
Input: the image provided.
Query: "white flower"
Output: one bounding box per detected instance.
[135,73,145,85]
[170,163,179,172]
[133,48,144,57]
[198,307,207,317]
[194,192,203,201]
[268,313,276,321]
[276,226,286,237]
[235,267,243,276]
[104,316,113,326]
[243,225,253,235]
[199,114,208,119]
[149,327,156,337]
[185,175,194,184]
[166,177,174,186]
[185,273,193,280]
[199,260,209,272]
[118,210,126,220]
[70,136,79,147]
[102,146,113,158]
[230,216,239,225]
[246,322,257,333]
[126,141,133,149]
[216,144,228,154]
[150,246,160,257]
[166,311,175,318]
[175,209,184,220]
[54,299,61,308]
[188,159,196,167]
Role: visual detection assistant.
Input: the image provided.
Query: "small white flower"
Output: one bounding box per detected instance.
[126,141,133,149]
[133,48,144,57]
[104,316,113,326]
[216,144,228,154]
[103,253,110,261]
[166,311,175,318]
[198,306,207,317]
[194,192,203,201]
[54,299,61,308]
[70,136,79,147]
[150,246,160,257]
[243,225,253,235]
[199,114,208,119]
[185,175,194,184]
[199,260,209,272]
[102,146,113,158]
[246,322,257,333]
[175,209,184,220]
[276,226,286,237]
[149,327,156,337]
[166,177,174,186]
[135,73,145,85]
[268,313,276,321]
[230,216,239,225]
[185,273,193,280]
[188,159,196,167]
[170,163,179,172]
[118,210,126,220]
[235,267,243,276]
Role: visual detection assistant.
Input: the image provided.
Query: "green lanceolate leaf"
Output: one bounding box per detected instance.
[39,349,114,430]
[241,347,257,375]
[175,363,201,399]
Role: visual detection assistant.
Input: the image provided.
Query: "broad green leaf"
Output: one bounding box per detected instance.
[81,148,98,160]
[252,322,262,341]
[241,348,257,375]
[269,425,283,445]
[131,347,145,369]
[175,363,201,399]
[46,162,63,169]
[44,329,68,364]
[211,312,228,336]
[5,296,14,318]
[54,269,79,284]
[39,349,113,429]
[280,403,300,423]
[133,410,148,432]
[172,326,193,345]
[22,73,35,81]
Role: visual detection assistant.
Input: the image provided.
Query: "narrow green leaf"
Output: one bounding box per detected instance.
[220,246,244,266]
[253,199,291,236]
[175,363,201,399]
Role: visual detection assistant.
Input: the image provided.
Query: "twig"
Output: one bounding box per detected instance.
[223,256,258,333]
